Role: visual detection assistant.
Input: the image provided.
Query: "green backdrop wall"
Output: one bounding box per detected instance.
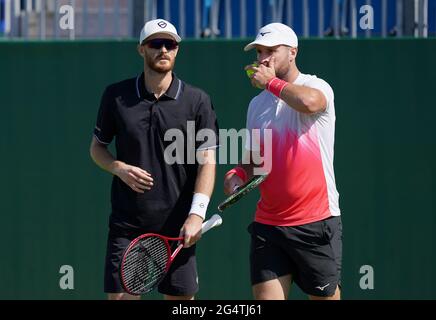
[0,39,435,300]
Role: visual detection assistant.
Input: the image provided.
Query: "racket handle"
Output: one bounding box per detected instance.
[201,214,223,234]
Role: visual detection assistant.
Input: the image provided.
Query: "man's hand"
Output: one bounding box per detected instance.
[111,161,154,193]
[245,57,277,89]
[223,173,244,196]
[180,214,204,248]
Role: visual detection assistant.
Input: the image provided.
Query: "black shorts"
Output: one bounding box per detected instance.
[104,224,199,296]
[248,216,342,297]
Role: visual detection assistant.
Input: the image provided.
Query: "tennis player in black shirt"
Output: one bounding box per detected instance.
[90,19,219,300]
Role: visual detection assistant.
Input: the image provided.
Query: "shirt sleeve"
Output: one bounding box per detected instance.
[93,87,116,145]
[195,92,219,151]
[305,77,334,112]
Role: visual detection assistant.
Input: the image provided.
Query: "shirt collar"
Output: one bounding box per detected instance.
[136,72,182,101]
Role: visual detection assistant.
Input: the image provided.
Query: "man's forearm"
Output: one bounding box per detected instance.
[194,150,216,196]
[195,163,216,196]
[90,137,122,175]
[188,152,216,220]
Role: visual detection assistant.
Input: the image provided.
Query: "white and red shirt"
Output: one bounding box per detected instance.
[245,72,340,226]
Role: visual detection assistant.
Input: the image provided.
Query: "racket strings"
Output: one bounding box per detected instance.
[122,236,169,294]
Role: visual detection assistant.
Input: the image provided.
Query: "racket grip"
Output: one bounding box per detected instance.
[201,214,223,234]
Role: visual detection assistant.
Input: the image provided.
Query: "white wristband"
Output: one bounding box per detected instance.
[189,193,210,220]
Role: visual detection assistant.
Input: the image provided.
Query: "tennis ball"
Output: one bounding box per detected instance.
[246,63,258,78]
[246,69,255,78]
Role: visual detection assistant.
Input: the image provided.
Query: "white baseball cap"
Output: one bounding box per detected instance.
[139,19,182,44]
[244,23,298,51]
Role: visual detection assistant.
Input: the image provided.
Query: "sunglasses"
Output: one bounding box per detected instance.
[144,39,179,50]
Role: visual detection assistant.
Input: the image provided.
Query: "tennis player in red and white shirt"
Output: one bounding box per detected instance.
[224,23,342,300]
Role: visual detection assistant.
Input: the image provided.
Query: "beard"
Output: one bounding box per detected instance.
[275,64,291,79]
[145,53,175,73]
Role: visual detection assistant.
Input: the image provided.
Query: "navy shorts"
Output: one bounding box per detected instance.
[104,224,199,296]
[248,216,342,297]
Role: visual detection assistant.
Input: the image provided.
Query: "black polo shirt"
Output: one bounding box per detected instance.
[94,73,219,233]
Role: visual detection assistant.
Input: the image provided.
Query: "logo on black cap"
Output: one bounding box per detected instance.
[157,21,167,28]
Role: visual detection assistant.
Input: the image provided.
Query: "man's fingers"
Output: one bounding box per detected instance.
[184,233,201,248]
[224,184,238,195]
[184,234,192,248]
[182,226,194,247]
[134,170,154,181]
[232,184,240,192]
[127,166,153,180]
[181,225,202,248]
[134,182,149,190]
[224,174,244,195]
[227,183,240,195]
[125,175,152,192]
[224,180,233,195]
[137,177,153,186]
[130,183,145,193]
[128,172,154,186]
[139,169,152,176]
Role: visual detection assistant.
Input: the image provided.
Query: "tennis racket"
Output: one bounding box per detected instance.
[218,173,268,212]
[119,213,223,295]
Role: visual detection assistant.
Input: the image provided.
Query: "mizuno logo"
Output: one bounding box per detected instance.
[255,235,266,250]
[256,235,266,242]
[260,31,271,36]
[316,283,330,291]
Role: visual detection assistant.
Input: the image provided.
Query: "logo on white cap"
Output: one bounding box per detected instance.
[157,21,167,28]
[139,19,181,44]
[244,23,298,51]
